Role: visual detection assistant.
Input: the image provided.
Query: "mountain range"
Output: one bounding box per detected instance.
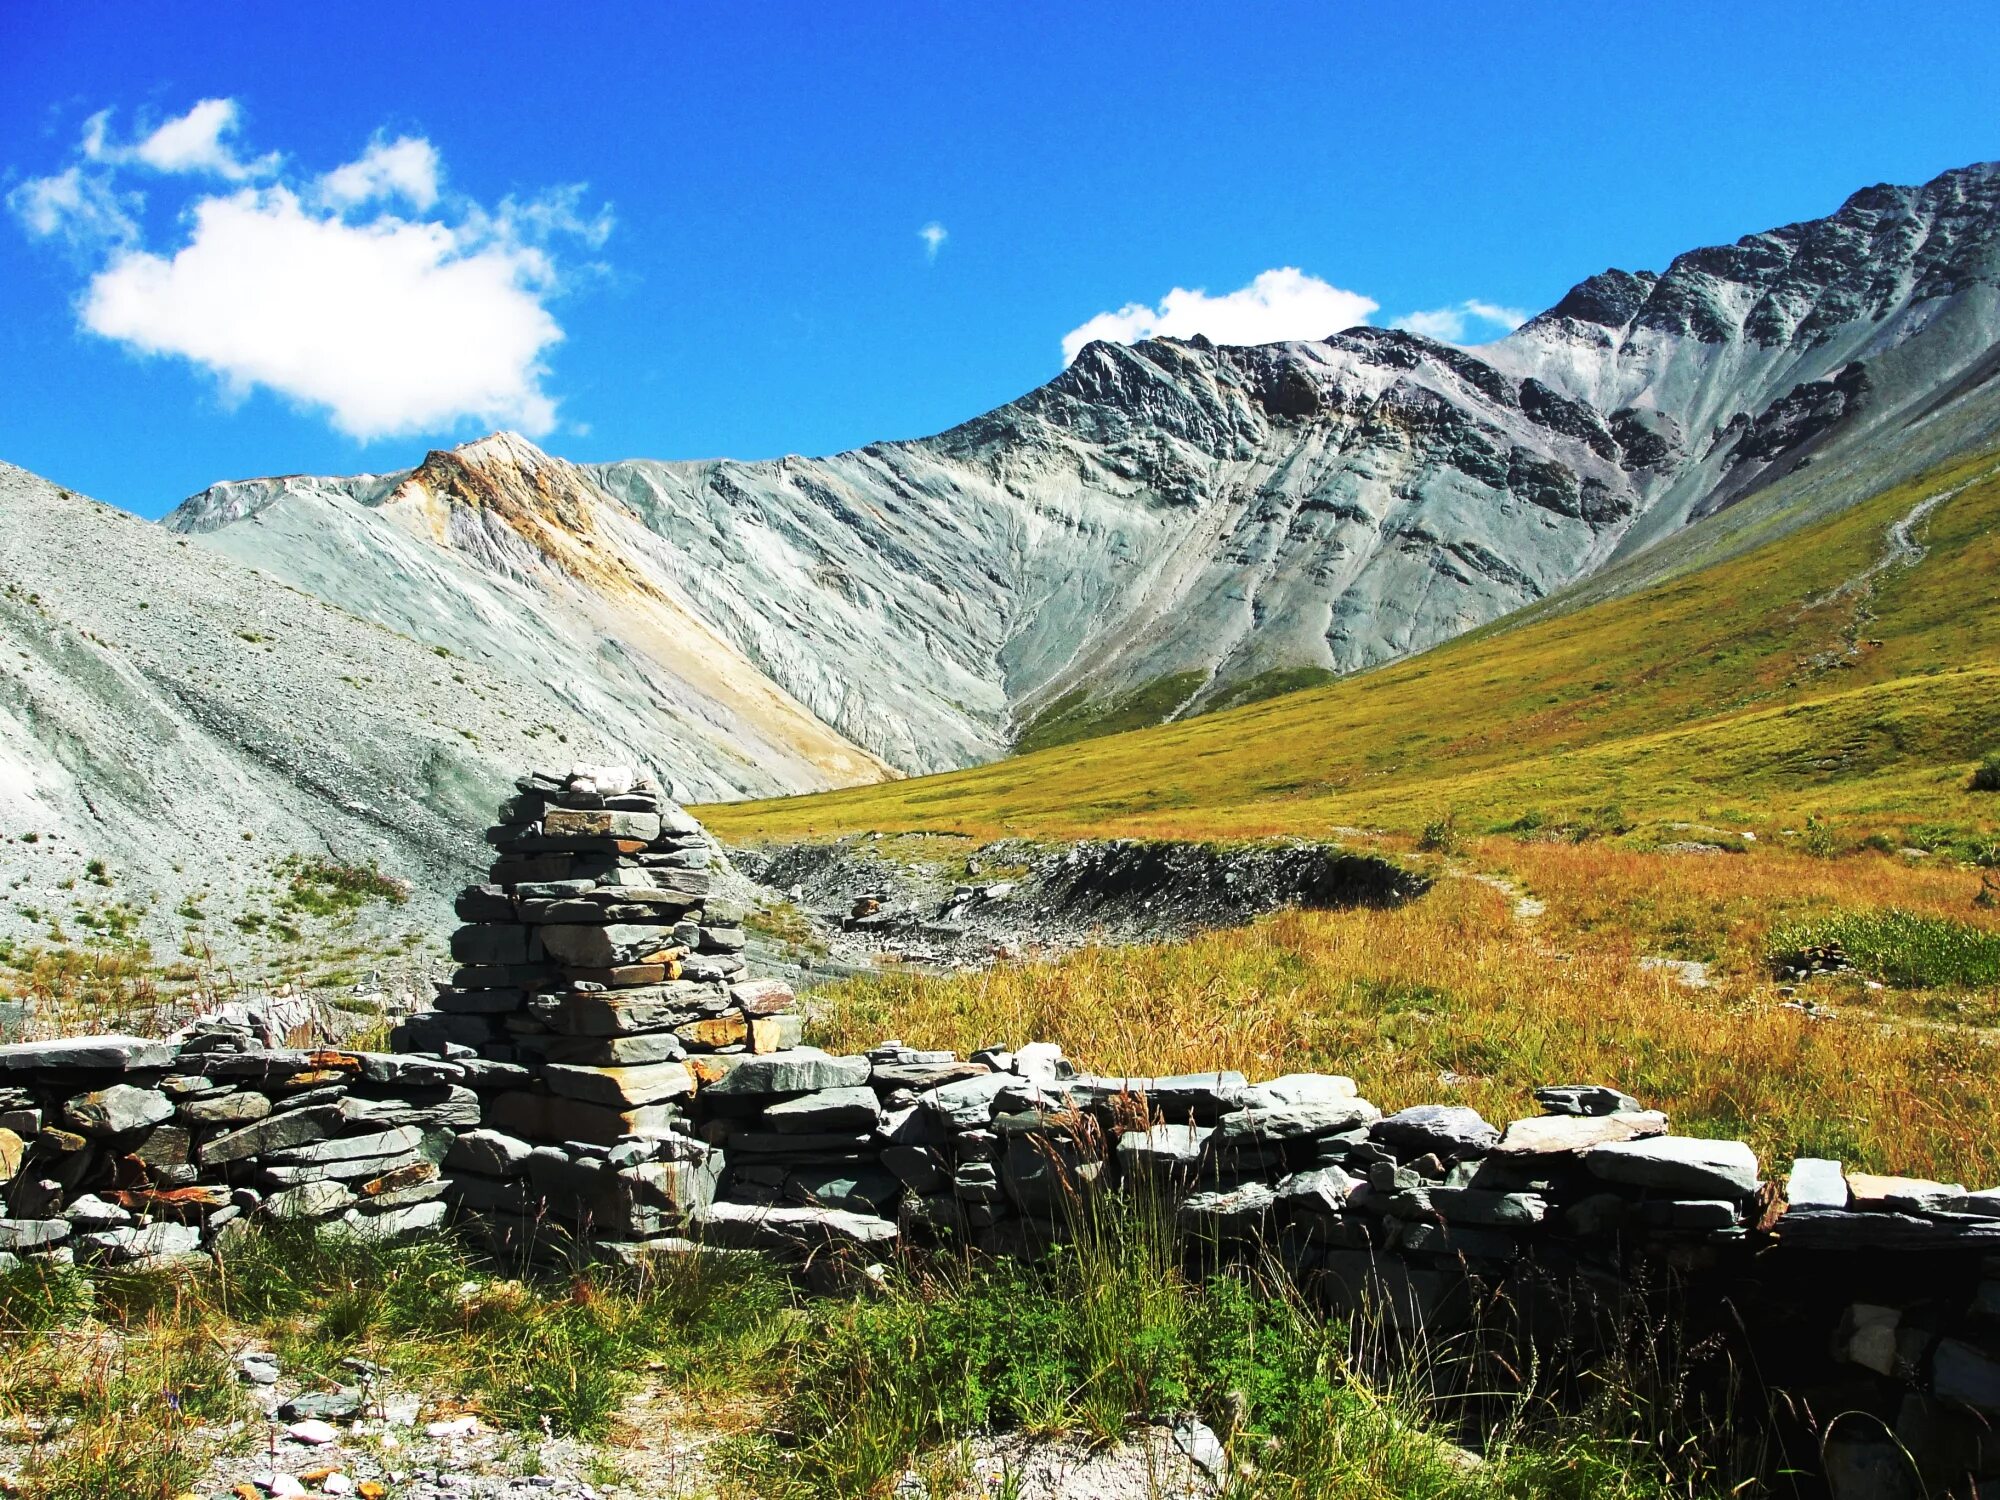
[6,159,2000,953]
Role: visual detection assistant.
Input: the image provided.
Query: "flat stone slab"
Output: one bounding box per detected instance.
[0,1036,178,1072]
[1585,1136,1759,1199]
[1116,1123,1210,1172]
[1845,1172,1965,1214]
[1430,1187,1547,1226]
[1274,1165,1362,1215]
[0,1218,71,1250]
[536,1032,688,1068]
[267,1124,449,1166]
[730,979,797,1017]
[485,1090,683,1147]
[265,1181,358,1220]
[694,1201,898,1256]
[871,1061,992,1090]
[1070,1071,1247,1123]
[1934,1338,2000,1413]
[1237,1074,1358,1110]
[703,1048,871,1097]
[1213,1098,1380,1145]
[199,1104,344,1165]
[542,808,663,842]
[1178,1182,1277,1239]
[543,1061,696,1108]
[447,1129,534,1178]
[540,923,683,970]
[765,1085,883,1134]
[1495,1110,1669,1155]
[178,1091,273,1126]
[1370,1105,1500,1157]
[62,1084,174,1137]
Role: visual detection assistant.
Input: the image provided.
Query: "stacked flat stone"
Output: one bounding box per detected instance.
[397,764,809,1251]
[0,1020,521,1269]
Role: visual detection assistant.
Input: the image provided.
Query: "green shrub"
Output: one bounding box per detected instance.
[276,854,410,919]
[1801,814,1839,858]
[1972,750,2000,792]
[1417,811,1461,854]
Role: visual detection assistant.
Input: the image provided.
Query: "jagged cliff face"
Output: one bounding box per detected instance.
[169,162,2000,788]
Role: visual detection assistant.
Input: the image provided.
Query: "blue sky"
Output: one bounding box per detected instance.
[3,3,1995,518]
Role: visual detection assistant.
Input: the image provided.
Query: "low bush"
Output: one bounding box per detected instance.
[1972,750,2000,792]
[1417,811,1462,854]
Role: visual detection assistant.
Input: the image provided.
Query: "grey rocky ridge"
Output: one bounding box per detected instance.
[168,160,2000,784]
[3,767,2000,1490]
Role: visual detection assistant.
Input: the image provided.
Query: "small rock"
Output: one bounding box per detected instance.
[281,1389,363,1421]
[1171,1415,1229,1479]
[1533,1084,1642,1117]
[1785,1157,1849,1210]
[285,1418,339,1445]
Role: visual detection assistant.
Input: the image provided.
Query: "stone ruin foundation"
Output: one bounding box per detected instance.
[0,763,1995,1496]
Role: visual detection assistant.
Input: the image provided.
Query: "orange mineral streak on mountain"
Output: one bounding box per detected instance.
[377,433,894,790]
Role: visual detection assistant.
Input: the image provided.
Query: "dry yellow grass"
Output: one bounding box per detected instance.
[809,841,2000,1185]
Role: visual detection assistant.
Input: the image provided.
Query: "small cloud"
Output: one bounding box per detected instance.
[1061,267,1377,364]
[918,221,947,261]
[1392,298,1529,346]
[6,165,141,249]
[87,98,280,181]
[319,135,441,211]
[12,99,613,441]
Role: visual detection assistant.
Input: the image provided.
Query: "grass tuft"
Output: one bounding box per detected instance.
[1770,908,2000,989]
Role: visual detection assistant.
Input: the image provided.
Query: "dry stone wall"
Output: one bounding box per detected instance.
[1,765,1997,1495]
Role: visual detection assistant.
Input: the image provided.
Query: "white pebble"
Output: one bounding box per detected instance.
[285,1418,339,1445]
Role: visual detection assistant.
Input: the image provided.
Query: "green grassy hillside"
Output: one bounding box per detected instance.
[706,446,2000,847]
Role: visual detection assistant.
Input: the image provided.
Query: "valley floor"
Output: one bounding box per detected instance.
[764,832,1999,1186]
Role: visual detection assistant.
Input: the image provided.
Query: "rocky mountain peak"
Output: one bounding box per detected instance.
[163,158,2000,798]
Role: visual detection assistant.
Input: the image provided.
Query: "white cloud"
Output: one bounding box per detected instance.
[1061,267,1377,364]
[320,135,441,211]
[86,98,280,181]
[84,187,565,439]
[919,221,947,261]
[11,100,612,441]
[1392,298,1529,345]
[5,166,140,248]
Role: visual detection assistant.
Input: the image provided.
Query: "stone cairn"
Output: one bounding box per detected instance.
[0,763,1997,1489]
[396,763,806,1251]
